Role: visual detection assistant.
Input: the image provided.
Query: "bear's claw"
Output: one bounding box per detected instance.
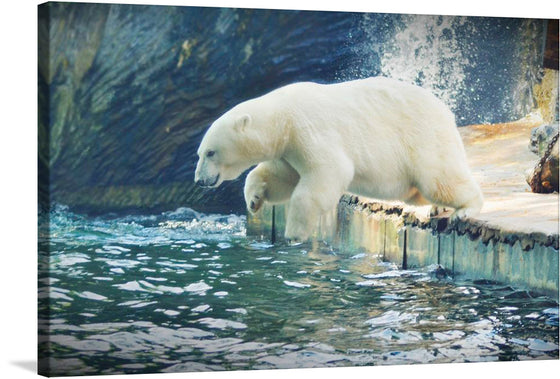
[248,194,264,213]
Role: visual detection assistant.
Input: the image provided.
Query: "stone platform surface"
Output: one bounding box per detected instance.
[457,118,558,236]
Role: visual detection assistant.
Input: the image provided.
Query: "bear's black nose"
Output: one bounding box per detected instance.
[195,179,204,187]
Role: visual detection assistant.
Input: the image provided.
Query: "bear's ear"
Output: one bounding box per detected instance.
[233,114,251,133]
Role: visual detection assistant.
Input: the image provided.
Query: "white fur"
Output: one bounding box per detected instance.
[195,77,483,242]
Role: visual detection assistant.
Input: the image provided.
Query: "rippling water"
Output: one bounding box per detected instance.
[38,206,559,376]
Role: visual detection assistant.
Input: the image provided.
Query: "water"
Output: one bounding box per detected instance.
[38,206,559,376]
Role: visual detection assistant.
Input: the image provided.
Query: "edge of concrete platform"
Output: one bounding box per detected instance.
[247,195,559,299]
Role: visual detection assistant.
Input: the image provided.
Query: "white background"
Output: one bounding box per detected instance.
[0,0,558,378]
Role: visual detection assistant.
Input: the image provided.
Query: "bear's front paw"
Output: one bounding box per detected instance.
[284,229,308,245]
[449,207,478,223]
[429,205,450,217]
[247,194,265,214]
[285,237,304,246]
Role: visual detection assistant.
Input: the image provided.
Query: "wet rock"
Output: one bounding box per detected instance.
[433,265,449,279]
[526,137,559,193]
[480,226,498,244]
[520,235,535,251]
[433,217,449,232]
[548,234,559,250]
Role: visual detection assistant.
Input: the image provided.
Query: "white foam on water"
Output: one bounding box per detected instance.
[39,289,73,301]
[192,304,211,313]
[184,281,212,295]
[283,280,311,289]
[154,285,184,294]
[96,258,141,268]
[102,245,131,252]
[145,277,167,282]
[76,291,108,301]
[113,280,183,295]
[365,310,418,326]
[327,327,347,333]
[156,261,198,269]
[350,253,366,259]
[197,317,247,330]
[226,308,247,315]
[356,280,387,287]
[176,239,196,244]
[51,253,90,267]
[95,248,120,255]
[362,270,409,279]
[497,306,519,312]
[227,341,283,353]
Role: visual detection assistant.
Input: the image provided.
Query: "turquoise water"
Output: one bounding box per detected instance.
[38,206,559,376]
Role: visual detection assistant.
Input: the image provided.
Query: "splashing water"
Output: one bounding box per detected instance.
[38,207,558,376]
[340,13,547,125]
[379,15,471,112]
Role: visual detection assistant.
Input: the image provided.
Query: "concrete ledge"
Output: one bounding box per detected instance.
[248,195,559,299]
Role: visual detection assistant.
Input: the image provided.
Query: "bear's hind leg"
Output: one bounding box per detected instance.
[417,175,483,222]
[404,187,431,206]
[449,189,483,222]
[404,187,450,216]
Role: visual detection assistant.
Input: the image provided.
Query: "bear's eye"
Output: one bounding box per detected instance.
[206,150,216,158]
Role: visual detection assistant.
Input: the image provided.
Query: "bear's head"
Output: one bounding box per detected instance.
[194,111,253,188]
[195,99,289,188]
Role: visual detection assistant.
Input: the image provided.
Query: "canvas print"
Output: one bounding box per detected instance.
[38,1,559,377]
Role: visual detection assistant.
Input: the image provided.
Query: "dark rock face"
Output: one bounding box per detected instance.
[38,3,548,214]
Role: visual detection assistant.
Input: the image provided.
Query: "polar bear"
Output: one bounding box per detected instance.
[194,77,483,242]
